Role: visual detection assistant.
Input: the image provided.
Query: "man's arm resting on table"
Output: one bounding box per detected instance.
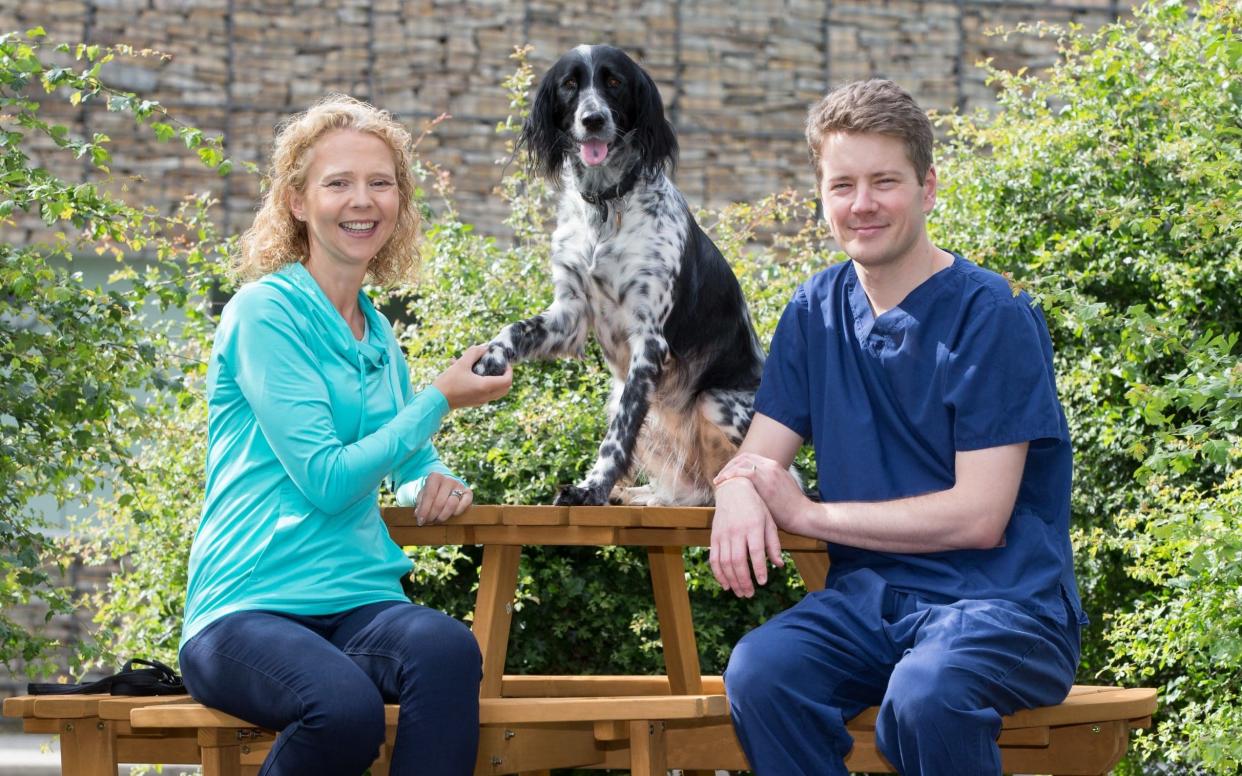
[709,414,805,597]
[716,424,1029,554]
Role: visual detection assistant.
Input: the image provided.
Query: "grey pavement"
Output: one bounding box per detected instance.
[0,732,58,776]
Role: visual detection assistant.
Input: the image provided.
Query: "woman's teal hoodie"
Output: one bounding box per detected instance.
[181,262,457,648]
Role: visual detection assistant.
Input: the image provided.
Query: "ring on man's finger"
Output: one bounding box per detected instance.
[450,488,465,498]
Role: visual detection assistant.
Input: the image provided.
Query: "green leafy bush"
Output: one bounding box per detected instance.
[931,1,1241,769]
[0,29,235,672]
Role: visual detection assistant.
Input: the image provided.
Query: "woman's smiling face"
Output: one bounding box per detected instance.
[289,129,400,272]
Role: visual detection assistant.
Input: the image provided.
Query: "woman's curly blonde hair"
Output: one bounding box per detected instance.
[235,94,420,286]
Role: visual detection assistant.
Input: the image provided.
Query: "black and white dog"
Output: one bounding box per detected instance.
[473,45,765,507]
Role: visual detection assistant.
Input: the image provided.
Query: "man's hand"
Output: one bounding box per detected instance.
[710,477,784,598]
[715,452,815,536]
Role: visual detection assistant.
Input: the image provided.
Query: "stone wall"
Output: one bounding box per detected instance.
[1,0,1132,242]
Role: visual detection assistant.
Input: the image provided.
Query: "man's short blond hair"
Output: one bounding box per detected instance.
[235,94,420,286]
[805,79,934,184]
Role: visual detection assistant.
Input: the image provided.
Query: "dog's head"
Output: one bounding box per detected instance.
[521,45,678,188]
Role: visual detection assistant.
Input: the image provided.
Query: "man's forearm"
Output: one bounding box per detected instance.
[744,443,1029,554]
[795,487,1005,553]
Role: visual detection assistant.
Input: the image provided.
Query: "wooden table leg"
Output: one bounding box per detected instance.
[198,729,243,776]
[58,717,117,776]
[473,544,523,698]
[790,551,829,593]
[628,720,667,776]
[648,546,703,695]
[369,744,391,776]
[649,546,718,776]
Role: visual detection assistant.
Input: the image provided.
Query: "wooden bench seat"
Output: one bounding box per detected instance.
[4,681,1156,775]
[499,678,1156,774]
[126,694,729,776]
[2,504,1158,774]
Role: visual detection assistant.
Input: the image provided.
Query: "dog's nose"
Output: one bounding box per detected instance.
[581,112,606,132]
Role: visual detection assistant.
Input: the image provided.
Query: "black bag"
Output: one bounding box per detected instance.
[27,658,186,696]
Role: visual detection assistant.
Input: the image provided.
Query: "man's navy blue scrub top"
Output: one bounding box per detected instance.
[755,253,1085,625]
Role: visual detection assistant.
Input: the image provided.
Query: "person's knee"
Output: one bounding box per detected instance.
[427,614,482,678]
[879,656,966,730]
[725,627,794,709]
[302,680,387,760]
[393,611,482,691]
[310,687,386,736]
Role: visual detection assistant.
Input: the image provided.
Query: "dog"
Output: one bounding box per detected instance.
[473,44,765,507]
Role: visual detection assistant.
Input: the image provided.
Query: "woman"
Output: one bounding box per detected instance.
[178,94,512,776]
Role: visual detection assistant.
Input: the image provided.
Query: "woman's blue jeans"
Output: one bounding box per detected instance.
[179,601,481,776]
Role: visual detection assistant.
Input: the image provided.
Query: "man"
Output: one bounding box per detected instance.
[709,79,1085,775]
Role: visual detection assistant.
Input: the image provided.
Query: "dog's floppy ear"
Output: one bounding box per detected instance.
[520,69,568,183]
[633,67,678,177]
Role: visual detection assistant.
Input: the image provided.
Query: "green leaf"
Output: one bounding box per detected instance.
[151,122,175,142]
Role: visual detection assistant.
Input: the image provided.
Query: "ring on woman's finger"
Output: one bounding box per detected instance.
[748,464,757,472]
[450,488,465,498]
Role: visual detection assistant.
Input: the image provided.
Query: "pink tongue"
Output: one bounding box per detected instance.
[580,140,609,166]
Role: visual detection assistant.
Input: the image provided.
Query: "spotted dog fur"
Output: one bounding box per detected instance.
[473,44,765,506]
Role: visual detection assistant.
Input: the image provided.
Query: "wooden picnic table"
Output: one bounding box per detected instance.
[381,503,830,701]
[2,503,1156,775]
[383,504,1155,775]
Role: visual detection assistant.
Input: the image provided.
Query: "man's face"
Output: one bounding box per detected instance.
[817,132,937,270]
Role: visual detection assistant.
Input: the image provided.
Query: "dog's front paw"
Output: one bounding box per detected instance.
[612,484,656,506]
[553,483,610,506]
[472,344,510,377]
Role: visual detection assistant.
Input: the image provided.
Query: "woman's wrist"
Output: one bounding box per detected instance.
[713,475,754,495]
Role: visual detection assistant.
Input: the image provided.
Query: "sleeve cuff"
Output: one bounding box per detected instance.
[422,384,451,420]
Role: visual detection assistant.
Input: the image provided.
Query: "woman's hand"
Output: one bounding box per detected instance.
[415,473,474,525]
[433,344,513,409]
[714,453,815,536]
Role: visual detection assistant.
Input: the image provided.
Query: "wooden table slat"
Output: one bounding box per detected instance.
[97,695,194,720]
[479,694,729,724]
[31,695,114,719]
[573,505,641,526]
[639,507,714,528]
[1,695,38,718]
[384,505,503,526]
[501,505,568,525]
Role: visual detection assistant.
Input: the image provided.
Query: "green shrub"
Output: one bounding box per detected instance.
[0,29,234,672]
[931,1,1241,769]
